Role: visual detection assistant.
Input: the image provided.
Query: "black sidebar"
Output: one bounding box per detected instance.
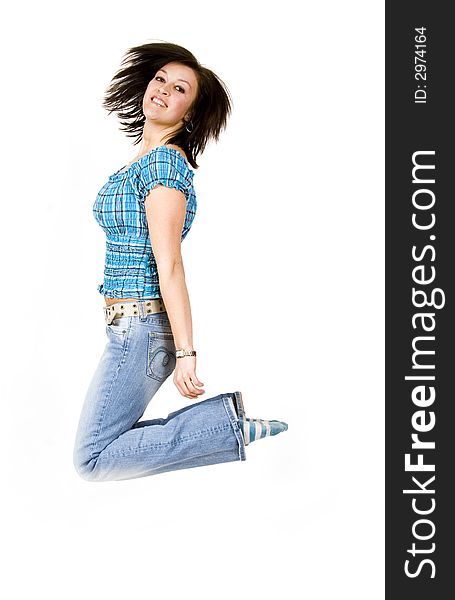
[386,2,454,597]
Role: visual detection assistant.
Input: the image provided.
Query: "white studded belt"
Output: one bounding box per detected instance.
[103,298,166,324]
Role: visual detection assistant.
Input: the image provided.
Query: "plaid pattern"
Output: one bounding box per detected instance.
[93,146,197,299]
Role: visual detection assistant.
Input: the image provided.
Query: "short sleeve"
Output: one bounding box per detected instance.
[132,147,191,201]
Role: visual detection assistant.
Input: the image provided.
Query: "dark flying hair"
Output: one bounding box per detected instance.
[102,41,233,169]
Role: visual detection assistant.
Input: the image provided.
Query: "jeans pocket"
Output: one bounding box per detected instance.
[106,317,130,337]
[146,331,176,382]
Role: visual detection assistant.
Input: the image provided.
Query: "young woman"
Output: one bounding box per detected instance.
[73,41,288,482]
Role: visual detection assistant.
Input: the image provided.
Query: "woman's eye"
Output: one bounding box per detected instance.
[154,76,185,93]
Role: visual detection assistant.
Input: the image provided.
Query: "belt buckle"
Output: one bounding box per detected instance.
[103,306,116,325]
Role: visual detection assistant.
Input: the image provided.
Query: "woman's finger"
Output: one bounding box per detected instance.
[189,375,204,387]
[184,379,198,398]
[187,376,205,394]
[183,379,201,398]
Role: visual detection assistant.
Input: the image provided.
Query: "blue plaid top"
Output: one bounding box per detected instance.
[93,145,197,299]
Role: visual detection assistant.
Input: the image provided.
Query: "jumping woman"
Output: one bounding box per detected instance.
[73,41,288,482]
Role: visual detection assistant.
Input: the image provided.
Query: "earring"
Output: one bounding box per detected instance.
[185,120,194,133]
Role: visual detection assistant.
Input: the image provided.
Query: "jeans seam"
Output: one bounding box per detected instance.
[100,423,232,459]
[90,319,133,459]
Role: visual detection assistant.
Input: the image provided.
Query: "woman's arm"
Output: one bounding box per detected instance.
[145,185,205,399]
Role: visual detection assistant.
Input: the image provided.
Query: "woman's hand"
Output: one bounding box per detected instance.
[173,356,205,399]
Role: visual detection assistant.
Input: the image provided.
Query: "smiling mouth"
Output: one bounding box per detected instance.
[151,96,167,108]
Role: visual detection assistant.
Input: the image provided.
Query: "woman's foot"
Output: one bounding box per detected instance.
[238,417,288,445]
[228,392,288,445]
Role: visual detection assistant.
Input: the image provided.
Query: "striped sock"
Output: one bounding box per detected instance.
[238,417,288,445]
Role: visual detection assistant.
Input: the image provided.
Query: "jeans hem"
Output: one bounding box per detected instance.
[221,394,246,462]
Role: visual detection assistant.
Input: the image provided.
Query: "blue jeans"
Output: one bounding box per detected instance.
[73,304,246,482]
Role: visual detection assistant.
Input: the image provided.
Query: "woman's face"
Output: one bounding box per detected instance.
[143,61,199,129]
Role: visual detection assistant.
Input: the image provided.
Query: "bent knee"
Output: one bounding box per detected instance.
[73,458,97,482]
[73,447,101,482]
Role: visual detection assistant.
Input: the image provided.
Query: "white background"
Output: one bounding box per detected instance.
[2,1,384,598]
